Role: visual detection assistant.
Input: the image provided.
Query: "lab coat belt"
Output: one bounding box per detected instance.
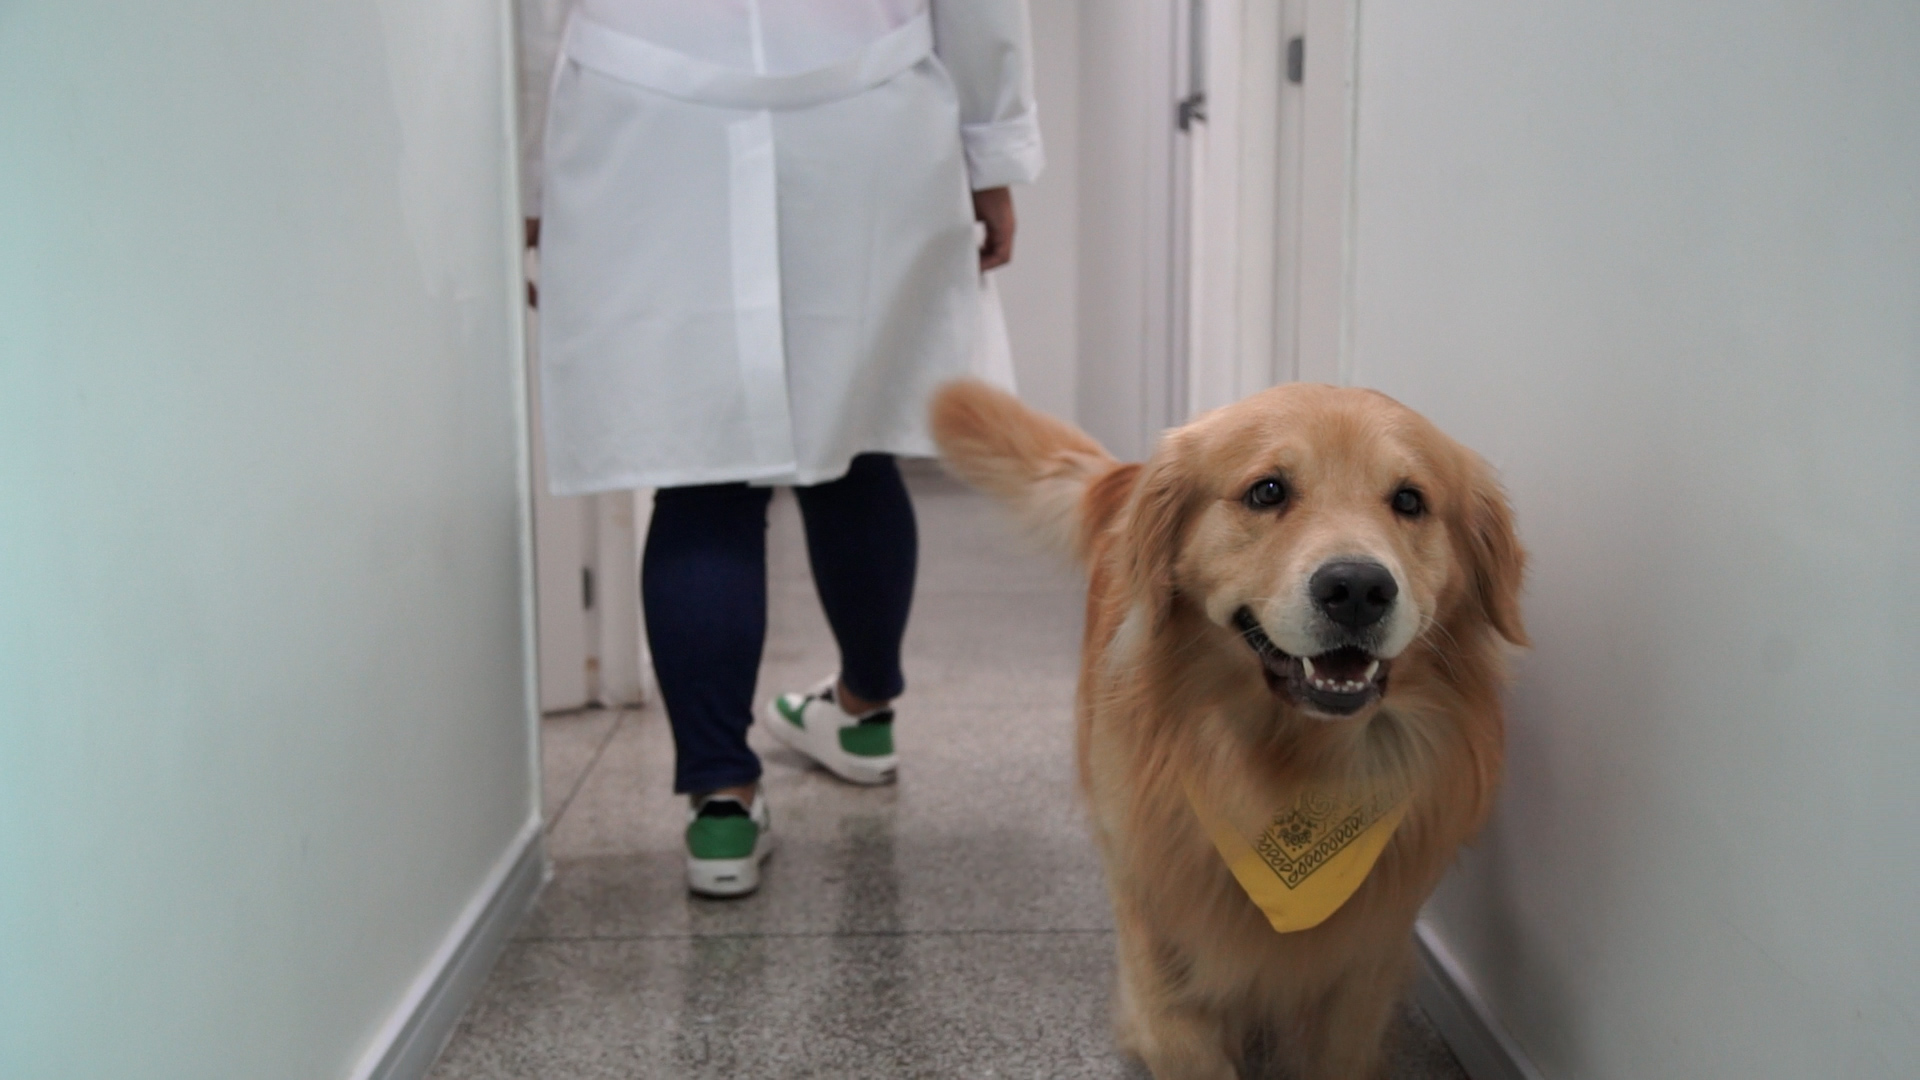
[563,13,934,111]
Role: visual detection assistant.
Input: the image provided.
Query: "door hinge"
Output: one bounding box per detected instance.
[1287,36,1305,85]
[581,566,595,611]
[1177,92,1208,131]
[1180,0,1208,131]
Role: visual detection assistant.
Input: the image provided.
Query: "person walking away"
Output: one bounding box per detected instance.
[518,0,1043,896]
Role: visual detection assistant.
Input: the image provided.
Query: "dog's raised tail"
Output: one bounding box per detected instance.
[929,380,1124,563]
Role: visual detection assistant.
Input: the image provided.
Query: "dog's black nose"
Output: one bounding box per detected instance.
[1310,561,1399,630]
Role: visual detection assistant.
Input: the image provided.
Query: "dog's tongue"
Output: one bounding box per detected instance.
[1308,646,1374,683]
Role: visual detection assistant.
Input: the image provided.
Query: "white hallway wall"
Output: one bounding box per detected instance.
[1341,3,1919,1078]
[0,2,537,1078]
[997,0,1082,426]
[1072,0,1181,461]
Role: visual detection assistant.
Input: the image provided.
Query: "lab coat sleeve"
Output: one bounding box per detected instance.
[516,0,575,218]
[930,0,1045,190]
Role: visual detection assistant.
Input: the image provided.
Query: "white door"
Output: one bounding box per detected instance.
[523,297,652,713]
[1075,0,1324,456]
[1180,0,1334,416]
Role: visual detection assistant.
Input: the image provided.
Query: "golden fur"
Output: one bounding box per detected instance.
[931,380,1526,1080]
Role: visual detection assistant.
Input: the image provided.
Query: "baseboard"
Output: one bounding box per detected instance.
[1412,919,1546,1080]
[349,814,549,1080]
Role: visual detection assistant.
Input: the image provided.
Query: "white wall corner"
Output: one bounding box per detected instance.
[349,816,549,1080]
[1413,919,1547,1080]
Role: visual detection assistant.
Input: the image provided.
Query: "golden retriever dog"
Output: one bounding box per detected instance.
[931,380,1526,1080]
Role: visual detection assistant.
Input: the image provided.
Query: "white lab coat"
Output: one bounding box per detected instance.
[519,0,1043,494]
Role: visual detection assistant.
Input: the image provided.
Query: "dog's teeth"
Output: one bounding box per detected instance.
[1300,657,1378,696]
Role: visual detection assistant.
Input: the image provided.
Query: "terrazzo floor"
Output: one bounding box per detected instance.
[427,464,1472,1080]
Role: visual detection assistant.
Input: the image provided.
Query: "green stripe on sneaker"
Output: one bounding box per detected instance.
[687,816,759,861]
[837,722,894,758]
[776,695,805,728]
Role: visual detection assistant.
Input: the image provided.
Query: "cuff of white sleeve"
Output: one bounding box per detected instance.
[962,112,1045,190]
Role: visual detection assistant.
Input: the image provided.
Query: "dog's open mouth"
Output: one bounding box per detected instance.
[1232,608,1390,717]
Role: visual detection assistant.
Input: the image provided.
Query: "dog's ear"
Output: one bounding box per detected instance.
[1121,430,1197,626]
[1458,455,1529,646]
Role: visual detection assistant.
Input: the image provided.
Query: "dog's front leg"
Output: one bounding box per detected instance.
[1113,917,1239,1080]
[1296,960,1406,1080]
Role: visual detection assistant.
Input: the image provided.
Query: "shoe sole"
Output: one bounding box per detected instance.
[763,701,898,786]
[687,830,774,898]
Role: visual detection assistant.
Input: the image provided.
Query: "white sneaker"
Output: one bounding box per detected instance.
[685,789,773,898]
[764,676,898,786]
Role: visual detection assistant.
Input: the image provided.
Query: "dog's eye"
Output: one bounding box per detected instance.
[1244,477,1289,509]
[1390,487,1426,517]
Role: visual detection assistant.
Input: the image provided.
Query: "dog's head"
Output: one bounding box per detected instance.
[1122,383,1526,721]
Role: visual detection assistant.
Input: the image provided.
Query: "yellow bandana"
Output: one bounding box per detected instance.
[1185,780,1408,933]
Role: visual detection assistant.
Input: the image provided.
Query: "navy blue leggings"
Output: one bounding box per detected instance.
[642,453,918,794]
